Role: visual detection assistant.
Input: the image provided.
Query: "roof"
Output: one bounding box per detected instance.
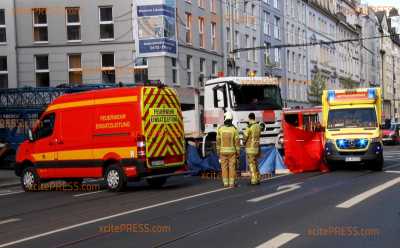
[205,77,280,86]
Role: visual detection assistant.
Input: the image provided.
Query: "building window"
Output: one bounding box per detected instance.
[0,9,6,43]
[264,42,270,65]
[99,7,114,40]
[101,53,115,83]
[274,17,280,40]
[68,54,82,85]
[274,0,278,9]
[33,8,48,42]
[134,57,148,84]
[212,61,218,77]
[235,31,240,59]
[211,22,216,50]
[187,55,192,85]
[0,56,7,88]
[287,50,290,72]
[199,17,205,48]
[210,0,216,13]
[35,55,50,87]
[172,58,178,84]
[245,34,250,61]
[200,58,206,86]
[185,13,192,44]
[198,0,205,8]
[253,37,257,63]
[264,12,270,35]
[274,48,280,66]
[250,5,256,28]
[66,7,81,42]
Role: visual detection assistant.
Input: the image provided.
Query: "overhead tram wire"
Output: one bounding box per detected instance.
[232,33,400,53]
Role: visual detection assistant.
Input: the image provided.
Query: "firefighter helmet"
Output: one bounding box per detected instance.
[224,112,233,121]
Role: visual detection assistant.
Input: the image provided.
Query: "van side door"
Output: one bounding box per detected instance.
[57,108,97,178]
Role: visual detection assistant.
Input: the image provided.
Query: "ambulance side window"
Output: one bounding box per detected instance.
[35,113,55,140]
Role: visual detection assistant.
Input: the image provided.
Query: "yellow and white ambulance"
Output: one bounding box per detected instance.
[322,88,383,171]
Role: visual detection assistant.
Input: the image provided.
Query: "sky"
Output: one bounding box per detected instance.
[362,0,400,9]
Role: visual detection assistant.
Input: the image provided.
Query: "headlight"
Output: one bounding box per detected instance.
[371,137,381,143]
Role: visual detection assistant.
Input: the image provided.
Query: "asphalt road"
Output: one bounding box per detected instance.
[0,146,399,248]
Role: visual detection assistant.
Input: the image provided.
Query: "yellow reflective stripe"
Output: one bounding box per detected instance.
[47,96,138,111]
[33,146,138,161]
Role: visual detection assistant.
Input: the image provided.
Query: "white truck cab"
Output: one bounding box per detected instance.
[184,77,284,156]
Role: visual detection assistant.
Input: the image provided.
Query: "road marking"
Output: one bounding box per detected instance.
[0,218,21,225]
[385,170,400,174]
[260,174,290,182]
[384,164,400,170]
[73,190,106,197]
[0,187,230,248]
[336,176,400,208]
[0,191,24,196]
[255,233,300,248]
[247,183,302,203]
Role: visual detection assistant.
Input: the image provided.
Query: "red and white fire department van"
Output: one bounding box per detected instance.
[15,86,187,191]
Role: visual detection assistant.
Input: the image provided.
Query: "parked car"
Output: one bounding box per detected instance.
[382,123,400,145]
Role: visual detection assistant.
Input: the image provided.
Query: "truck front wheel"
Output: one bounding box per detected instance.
[21,167,41,192]
[105,165,127,192]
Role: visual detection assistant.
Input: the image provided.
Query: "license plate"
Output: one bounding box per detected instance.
[151,160,164,166]
[345,156,361,162]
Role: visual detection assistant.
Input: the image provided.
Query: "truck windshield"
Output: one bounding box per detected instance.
[230,84,283,110]
[327,108,377,129]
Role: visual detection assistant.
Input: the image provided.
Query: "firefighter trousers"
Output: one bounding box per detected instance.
[247,153,260,184]
[219,153,237,187]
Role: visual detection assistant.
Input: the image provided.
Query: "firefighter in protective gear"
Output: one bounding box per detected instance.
[216,112,240,188]
[243,113,261,185]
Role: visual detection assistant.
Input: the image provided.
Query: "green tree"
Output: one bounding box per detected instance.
[340,77,359,89]
[308,70,326,105]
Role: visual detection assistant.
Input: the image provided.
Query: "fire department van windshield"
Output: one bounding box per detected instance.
[322,88,383,171]
[15,86,186,192]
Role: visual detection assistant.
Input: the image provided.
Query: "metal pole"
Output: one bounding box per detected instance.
[229,0,236,76]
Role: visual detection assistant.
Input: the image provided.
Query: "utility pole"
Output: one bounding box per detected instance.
[228,0,236,76]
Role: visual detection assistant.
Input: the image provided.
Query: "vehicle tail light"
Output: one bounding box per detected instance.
[137,135,146,159]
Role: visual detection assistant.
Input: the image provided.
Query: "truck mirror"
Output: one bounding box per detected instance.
[28,129,34,142]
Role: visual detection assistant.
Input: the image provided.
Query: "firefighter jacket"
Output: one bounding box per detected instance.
[243,120,261,155]
[216,124,240,156]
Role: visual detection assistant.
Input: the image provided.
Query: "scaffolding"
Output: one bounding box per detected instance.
[0,84,132,163]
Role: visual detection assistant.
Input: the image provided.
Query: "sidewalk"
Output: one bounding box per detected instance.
[0,169,20,188]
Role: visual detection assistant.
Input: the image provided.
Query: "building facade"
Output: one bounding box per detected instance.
[283,0,308,107]
[336,0,361,87]
[306,0,338,91]
[359,7,381,88]
[0,0,17,88]
[10,0,225,107]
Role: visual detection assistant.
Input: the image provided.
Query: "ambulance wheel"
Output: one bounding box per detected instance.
[370,156,384,171]
[146,177,167,188]
[21,167,41,192]
[105,165,126,192]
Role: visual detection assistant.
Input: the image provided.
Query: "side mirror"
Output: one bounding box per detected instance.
[28,129,34,142]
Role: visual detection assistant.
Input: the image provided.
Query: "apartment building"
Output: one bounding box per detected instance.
[306,0,338,90]
[0,0,17,88]
[336,0,361,85]
[283,0,308,107]
[10,0,224,107]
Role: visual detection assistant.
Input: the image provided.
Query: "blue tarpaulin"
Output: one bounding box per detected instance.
[187,145,286,175]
